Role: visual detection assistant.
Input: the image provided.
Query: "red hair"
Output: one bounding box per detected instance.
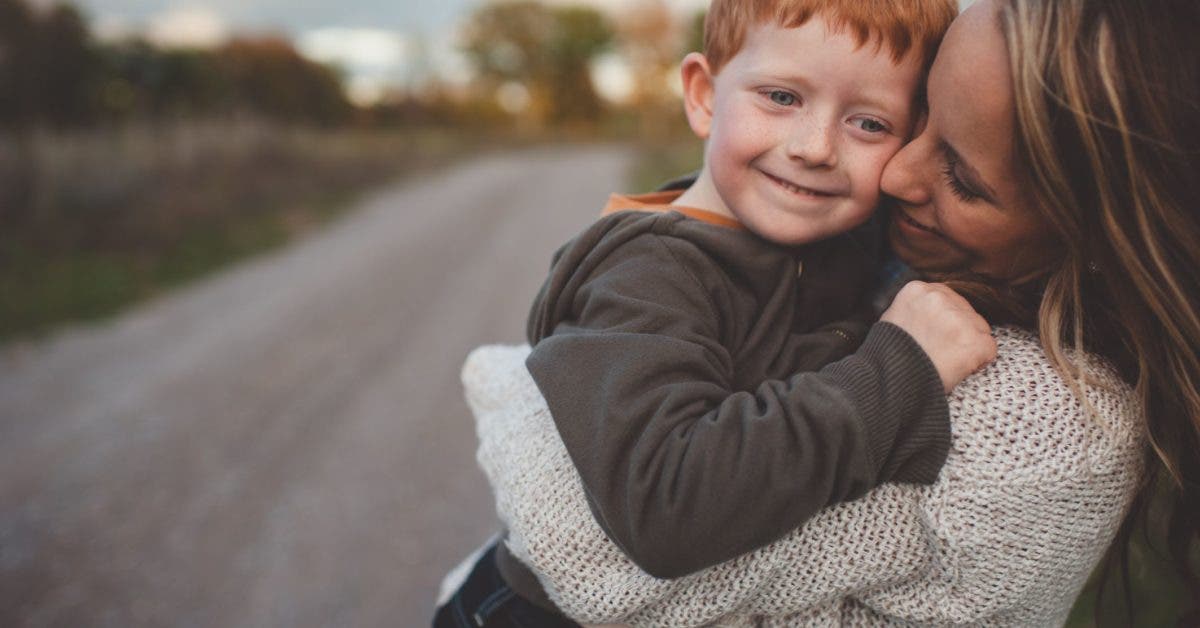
[703,0,958,73]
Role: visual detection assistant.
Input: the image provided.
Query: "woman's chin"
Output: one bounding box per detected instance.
[887,219,965,273]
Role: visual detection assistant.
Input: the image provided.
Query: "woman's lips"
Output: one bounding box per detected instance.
[894,209,942,237]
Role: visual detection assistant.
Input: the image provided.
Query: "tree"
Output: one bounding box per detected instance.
[0,0,36,128]
[609,0,696,140]
[34,4,100,126]
[218,37,352,125]
[0,0,354,127]
[0,0,98,128]
[461,1,613,125]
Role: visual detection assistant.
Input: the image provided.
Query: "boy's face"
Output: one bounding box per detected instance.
[683,16,924,245]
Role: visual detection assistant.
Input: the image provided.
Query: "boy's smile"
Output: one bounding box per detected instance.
[675,16,924,246]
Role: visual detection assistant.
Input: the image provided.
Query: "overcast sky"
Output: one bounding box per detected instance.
[57,0,964,104]
[66,0,709,39]
[68,0,468,36]
[56,0,710,103]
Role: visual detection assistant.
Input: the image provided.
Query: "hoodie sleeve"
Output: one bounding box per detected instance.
[523,214,947,578]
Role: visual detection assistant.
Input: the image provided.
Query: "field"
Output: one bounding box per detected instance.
[0,121,474,340]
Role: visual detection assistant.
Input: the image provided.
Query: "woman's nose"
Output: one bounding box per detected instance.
[880,137,931,206]
[786,117,837,168]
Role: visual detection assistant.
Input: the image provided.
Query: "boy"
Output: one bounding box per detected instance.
[437,1,981,626]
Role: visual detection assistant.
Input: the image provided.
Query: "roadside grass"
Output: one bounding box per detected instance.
[1066,482,1195,627]
[0,121,476,341]
[627,137,703,193]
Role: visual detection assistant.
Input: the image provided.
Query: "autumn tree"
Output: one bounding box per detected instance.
[0,0,354,128]
[37,5,99,124]
[0,0,100,128]
[218,37,352,125]
[0,0,36,128]
[461,1,613,125]
[614,0,700,139]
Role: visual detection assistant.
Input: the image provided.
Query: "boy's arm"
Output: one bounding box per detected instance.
[526,230,949,579]
[776,315,958,486]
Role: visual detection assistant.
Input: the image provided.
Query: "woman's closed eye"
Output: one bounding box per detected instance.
[941,148,982,203]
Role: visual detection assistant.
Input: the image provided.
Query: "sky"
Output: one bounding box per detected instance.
[58,0,970,105]
[59,0,710,103]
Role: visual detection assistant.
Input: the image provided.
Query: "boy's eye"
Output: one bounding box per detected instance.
[852,117,889,133]
[766,90,797,106]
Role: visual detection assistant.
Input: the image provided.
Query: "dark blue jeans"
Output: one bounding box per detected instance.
[432,543,581,628]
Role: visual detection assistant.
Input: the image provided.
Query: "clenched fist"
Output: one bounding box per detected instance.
[881,281,996,393]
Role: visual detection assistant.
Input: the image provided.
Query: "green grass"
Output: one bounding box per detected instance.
[0,122,475,341]
[627,137,703,193]
[1066,482,1196,627]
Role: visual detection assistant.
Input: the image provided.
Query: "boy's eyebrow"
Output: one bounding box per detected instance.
[939,140,999,204]
[747,70,910,116]
[745,69,816,92]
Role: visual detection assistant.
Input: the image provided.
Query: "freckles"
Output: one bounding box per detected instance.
[739,118,774,143]
[846,152,891,192]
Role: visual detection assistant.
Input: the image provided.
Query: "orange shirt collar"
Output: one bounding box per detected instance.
[601,191,746,231]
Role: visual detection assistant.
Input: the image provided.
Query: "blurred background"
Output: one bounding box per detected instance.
[0,0,1188,625]
[0,0,710,340]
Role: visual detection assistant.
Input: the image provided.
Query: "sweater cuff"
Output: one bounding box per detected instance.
[824,321,950,485]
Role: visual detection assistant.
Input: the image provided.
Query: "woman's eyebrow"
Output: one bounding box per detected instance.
[940,140,1000,204]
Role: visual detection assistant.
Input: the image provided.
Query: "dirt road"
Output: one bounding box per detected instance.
[0,145,633,627]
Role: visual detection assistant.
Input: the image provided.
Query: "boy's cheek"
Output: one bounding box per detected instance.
[853,146,904,191]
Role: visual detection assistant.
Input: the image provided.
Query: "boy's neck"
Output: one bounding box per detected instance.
[672,167,736,221]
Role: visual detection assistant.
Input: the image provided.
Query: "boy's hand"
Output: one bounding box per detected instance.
[880,281,996,393]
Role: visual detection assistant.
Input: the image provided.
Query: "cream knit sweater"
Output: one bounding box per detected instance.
[464,327,1145,627]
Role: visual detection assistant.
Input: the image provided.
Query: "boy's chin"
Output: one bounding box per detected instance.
[744,210,873,247]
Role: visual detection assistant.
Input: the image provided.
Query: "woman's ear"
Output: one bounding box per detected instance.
[680,52,716,140]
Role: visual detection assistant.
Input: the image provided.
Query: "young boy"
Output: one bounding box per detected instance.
[437,1,980,625]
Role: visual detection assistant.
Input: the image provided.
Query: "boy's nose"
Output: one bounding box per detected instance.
[786,118,837,168]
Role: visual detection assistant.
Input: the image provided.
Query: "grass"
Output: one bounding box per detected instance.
[1066,482,1196,627]
[0,120,475,341]
[627,136,703,193]
[0,115,697,342]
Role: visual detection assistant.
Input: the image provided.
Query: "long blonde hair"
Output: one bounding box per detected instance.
[997,0,1200,620]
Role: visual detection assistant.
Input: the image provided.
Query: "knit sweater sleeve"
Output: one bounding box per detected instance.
[466,328,1146,627]
[835,328,1146,626]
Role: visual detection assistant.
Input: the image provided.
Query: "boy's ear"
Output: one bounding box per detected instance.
[680,52,716,140]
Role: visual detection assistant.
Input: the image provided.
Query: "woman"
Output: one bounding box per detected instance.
[459,0,1200,624]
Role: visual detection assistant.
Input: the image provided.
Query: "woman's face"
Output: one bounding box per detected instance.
[881,0,1055,279]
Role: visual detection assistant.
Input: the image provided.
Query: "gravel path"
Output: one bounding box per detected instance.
[0,144,633,627]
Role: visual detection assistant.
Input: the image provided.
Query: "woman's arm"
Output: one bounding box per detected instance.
[467,328,1145,626]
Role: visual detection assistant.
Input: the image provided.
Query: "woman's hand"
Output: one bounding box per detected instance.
[881,281,996,393]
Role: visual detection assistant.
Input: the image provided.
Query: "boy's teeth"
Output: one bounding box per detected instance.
[773,174,826,196]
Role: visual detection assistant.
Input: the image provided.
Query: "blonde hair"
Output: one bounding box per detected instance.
[995,0,1200,620]
[702,0,957,74]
